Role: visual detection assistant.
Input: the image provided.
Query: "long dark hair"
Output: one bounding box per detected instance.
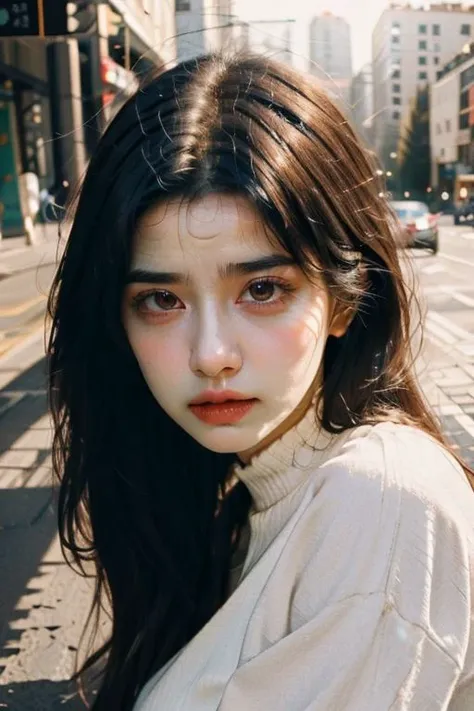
[47,52,473,709]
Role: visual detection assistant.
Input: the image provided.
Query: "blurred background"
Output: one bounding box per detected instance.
[1,1,474,709]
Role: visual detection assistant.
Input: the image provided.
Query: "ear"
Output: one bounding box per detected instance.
[328,306,354,338]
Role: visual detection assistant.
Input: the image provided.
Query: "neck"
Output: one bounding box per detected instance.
[237,389,322,465]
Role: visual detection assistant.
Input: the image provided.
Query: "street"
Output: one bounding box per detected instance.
[1,216,474,708]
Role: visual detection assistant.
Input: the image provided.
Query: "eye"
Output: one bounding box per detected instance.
[247,279,279,302]
[134,290,183,313]
[239,277,295,305]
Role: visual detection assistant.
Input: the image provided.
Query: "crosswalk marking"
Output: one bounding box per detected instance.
[426,311,473,342]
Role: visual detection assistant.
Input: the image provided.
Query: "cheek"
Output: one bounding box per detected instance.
[257,311,327,367]
[127,328,186,382]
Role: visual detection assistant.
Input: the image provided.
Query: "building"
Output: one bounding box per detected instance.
[430,42,474,193]
[308,12,352,103]
[0,1,176,238]
[230,19,294,66]
[372,2,474,168]
[175,0,234,62]
[349,63,374,145]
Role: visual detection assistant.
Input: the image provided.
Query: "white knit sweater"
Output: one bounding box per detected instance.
[134,411,474,710]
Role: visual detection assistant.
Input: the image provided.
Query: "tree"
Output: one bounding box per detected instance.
[398,87,431,200]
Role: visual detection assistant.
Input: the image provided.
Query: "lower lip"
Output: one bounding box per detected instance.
[188,399,258,425]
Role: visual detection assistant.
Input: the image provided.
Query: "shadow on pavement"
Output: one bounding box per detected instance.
[0,357,48,457]
[0,676,99,710]
[0,351,70,692]
[0,492,56,660]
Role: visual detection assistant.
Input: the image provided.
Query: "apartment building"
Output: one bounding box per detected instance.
[309,12,352,103]
[430,43,474,191]
[372,2,473,167]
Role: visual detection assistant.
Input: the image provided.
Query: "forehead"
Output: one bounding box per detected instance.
[132,194,284,268]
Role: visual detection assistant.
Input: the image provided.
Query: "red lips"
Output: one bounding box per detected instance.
[188,391,258,425]
[189,390,253,406]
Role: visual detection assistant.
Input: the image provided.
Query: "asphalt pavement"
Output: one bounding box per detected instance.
[1,216,474,708]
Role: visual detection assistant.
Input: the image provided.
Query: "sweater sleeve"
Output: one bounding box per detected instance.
[218,426,473,711]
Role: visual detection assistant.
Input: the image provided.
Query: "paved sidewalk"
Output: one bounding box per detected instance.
[0,224,63,279]
[0,332,101,709]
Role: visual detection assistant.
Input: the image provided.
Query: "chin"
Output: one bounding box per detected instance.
[189,426,260,455]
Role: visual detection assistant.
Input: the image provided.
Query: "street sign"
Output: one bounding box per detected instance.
[0,1,38,36]
[0,0,96,38]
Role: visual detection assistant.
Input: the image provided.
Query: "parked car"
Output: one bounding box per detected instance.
[454,200,474,226]
[390,200,439,254]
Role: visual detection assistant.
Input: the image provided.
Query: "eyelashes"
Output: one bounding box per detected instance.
[130,276,297,318]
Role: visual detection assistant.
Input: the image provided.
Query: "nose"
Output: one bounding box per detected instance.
[189,303,242,379]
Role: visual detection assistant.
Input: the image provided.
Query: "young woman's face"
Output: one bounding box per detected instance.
[123,194,338,460]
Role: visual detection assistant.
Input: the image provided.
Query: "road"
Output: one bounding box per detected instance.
[0,217,474,708]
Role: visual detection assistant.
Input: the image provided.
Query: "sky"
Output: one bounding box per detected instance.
[234,0,395,73]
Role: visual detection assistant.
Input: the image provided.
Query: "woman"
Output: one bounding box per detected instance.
[47,53,474,710]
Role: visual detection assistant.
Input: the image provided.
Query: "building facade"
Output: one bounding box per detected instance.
[175,0,233,62]
[430,44,474,193]
[372,2,473,168]
[0,1,176,237]
[349,63,374,145]
[308,12,352,104]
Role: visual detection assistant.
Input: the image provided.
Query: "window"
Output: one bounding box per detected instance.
[418,40,427,50]
[418,71,428,80]
[392,69,401,79]
[434,42,440,52]
[393,96,401,105]
[460,113,469,129]
[176,0,190,9]
[419,24,427,34]
[432,24,440,36]
[461,64,474,88]
[393,110,400,120]
[461,24,471,36]
[440,147,445,158]
[392,35,400,43]
[418,56,427,65]
[445,119,451,132]
[461,90,469,110]
[392,56,401,65]
[392,83,401,93]
[436,123,441,135]
[434,56,440,65]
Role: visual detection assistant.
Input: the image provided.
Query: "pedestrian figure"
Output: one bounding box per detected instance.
[47,53,474,711]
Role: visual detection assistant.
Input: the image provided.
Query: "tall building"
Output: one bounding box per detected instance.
[308,12,352,103]
[350,63,374,145]
[430,42,474,193]
[176,0,234,62]
[372,2,474,167]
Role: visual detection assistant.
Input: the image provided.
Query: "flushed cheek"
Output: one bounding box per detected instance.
[255,319,323,371]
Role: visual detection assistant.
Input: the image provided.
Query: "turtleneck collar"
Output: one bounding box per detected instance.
[232,406,336,512]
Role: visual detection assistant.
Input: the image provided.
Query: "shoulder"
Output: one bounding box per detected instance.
[319,421,473,528]
[291,422,474,601]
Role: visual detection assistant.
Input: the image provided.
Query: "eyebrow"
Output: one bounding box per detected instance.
[126,254,296,285]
